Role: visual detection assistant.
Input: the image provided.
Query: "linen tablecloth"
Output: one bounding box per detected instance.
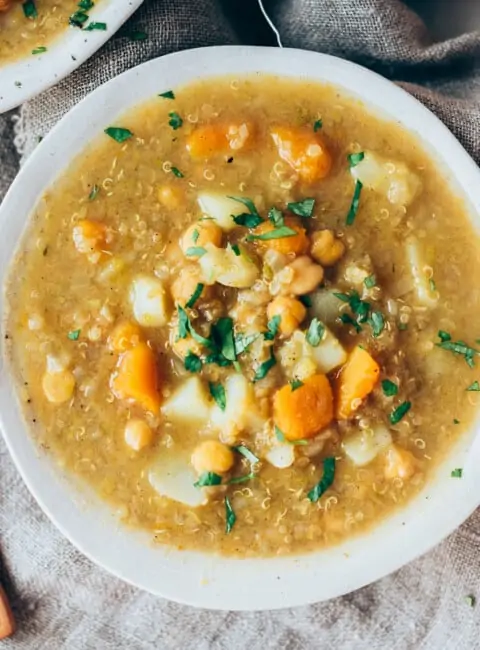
[1,1,480,647]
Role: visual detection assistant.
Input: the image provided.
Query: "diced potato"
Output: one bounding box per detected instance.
[278,327,347,379]
[405,237,438,308]
[210,374,265,441]
[265,443,295,469]
[384,444,416,480]
[199,243,259,289]
[149,455,207,507]
[124,419,153,451]
[42,369,75,404]
[310,328,348,373]
[309,290,342,328]
[351,151,421,207]
[342,424,392,466]
[197,192,247,232]
[162,376,212,425]
[130,275,170,327]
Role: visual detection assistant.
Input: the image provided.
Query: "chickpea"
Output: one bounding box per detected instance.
[170,331,203,359]
[285,256,324,295]
[42,369,75,404]
[384,445,416,480]
[311,230,346,266]
[158,185,182,209]
[170,266,211,306]
[267,296,307,336]
[124,419,154,451]
[180,221,222,256]
[191,440,234,474]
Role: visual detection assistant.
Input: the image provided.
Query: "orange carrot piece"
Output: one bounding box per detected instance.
[186,122,253,158]
[336,346,380,419]
[111,342,161,413]
[108,321,143,353]
[72,219,107,254]
[273,374,334,441]
[0,584,15,640]
[252,216,309,256]
[271,126,332,183]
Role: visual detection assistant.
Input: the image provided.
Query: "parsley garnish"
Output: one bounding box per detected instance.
[390,401,411,425]
[231,244,241,256]
[234,445,259,464]
[364,274,376,289]
[32,46,47,54]
[168,112,183,130]
[290,379,303,391]
[23,0,37,19]
[247,226,297,241]
[453,418,460,424]
[69,10,89,27]
[225,496,236,534]
[104,127,133,143]
[184,352,202,373]
[227,473,255,485]
[209,382,226,411]
[78,0,94,9]
[159,90,175,99]
[268,207,284,227]
[253,349,276,381]
[306,318,325,347]
[436,334,479,368]
[176,306,211,347]
[84,21,107,31]
[382,379,398,397]
[185,282,204,309]
[307,457,336,502]
[88,184,99,200]
[287,198,315,218]
[129,30,148,41]
[340,313,362,333]
[265,315,281,341]
[192,229,199,244]
[230,196,263,228]
[185,246,206,257]
[234,333,258,356]
[194,472,222,487]
[313,119,322,132]
[467,381,480,391]
[335,290,384,337]
[171,166,184,178]
[465,595,476,608]
[68,329,81,341]
[346,180,363,225]
[275,426,308,445]
[299,295,312,308]
[451,468,463,478]
[348,152,365,168]
[211,318,236,362]
[369,311,385,337]
[438,330,451,342]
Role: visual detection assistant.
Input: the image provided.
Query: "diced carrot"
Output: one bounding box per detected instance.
[336,346,380,419]
[72,219,108,263]
[271,126,332,183]
[111,342,161,413]
[108,321,143,353]
[273,374,334,441]
[252,216,309,255]
[0,584,15,640]
[186,122,253,158]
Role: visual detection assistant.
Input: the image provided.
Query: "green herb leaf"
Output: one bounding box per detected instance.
[364,274,376,289]
[306,318,325,347]
[234,333,258,356]
[185,282,204,309]
[204,352,231,367]
[438,330,451,342]
[308,457,336,502]
[247,226,297,241]
[88,184,99,200]
[313,119,322,132]
[227,473,255,485]
[227,195,261,219]
[128,30,148,41]
[398,322,408,331]
[467,381,480,392]
[451,468,463,478]
[23,0,37,19]
[290,379,304,391]
[211,317,236,362]
[194,472,222,487]
[191,229,199,244]
[69,10,89,27]
[382,379,398,397]
[231,244,241,256]
[429,278,436,292]
[299,295,312,308]
[348,152,365,168]
[453,418,460,424]
[184,351,202,373]
[369,311,385,337]
[390,401,411,425]
[465,595,476,608]
[209,382,226,411]
[275,425,286,442]
[32,46,47,54]
[159,90,175,99]
[78,0,94,9]
[346,179,363,226]
[264,315,281,341]
[340,313,362,333]
[171,166,184,178]
[232,213,263,228]
[234,444,259,464]
[436,339,479,368]
[225,496,236,534]
[168,112,183,130]
[104,126,133,143]
[268,207,284,227]
[185,246,206,257]
[67,329,81,341]
[253,349,276,382]
[287,198,315,218]
[84,21,107,31]
[177,306,189,339]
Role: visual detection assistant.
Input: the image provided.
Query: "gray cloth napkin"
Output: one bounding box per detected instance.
[1,0,480,647]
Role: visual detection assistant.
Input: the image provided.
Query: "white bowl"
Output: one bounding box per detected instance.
[0,0,143,113]
[2,46,480,610]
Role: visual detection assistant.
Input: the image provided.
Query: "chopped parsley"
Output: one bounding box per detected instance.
[340,313,362,333]
[364,274,376,289]
[67,329,81,341]
[211,318,236,362]
[234,332,258,356]
[171,166,184,178]
[369,311,385,337]
[268,207,284,227]
[298,295,312,308]
[168,112,183,130]
[382,379,398,397]
[88,184,99,200]
[265,315,281,341]
[192,229,199,244]
[185,282,204,309]
[176,306,211,347]
[69,10,89,28]
[184,352,202,373]
[185,246,206,257]
[307,457,336,503]
[253,349,276,381]
[465,595,476,608]
[234,445,259,464]
[159,90,175,99]
[275,426,308,446]
[84,21,107,31]
[194,472,222,487]
[451,468,463,478]
[224,496,236,534]
[231,244,241,256]
[390,401,411,425]
[348,151,365,168]
[104,126,133,143]
[429,278,436,292]
[78,0,94,9]
[438,330,451,342]
[453,418,460,424]
[306,318,325,347]
[129,30,148,41]
[247,226,297,241]
[233,213,263,228]
[436,333,479,368]
[467,381,480,391]
[23,0,37,19]
[227,473,255,485]
[290,379,304,391]
[346,179,363,225]
[335,290,385,337]
[209,382,226,411]
[287,198,315,218]
[313,119,322,132]
[32,46,47,54]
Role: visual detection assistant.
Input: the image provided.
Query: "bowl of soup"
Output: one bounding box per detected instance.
[0,0,143,113]
[2,46,480,610]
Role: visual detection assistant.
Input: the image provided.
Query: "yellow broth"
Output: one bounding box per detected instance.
[6,76,480,557]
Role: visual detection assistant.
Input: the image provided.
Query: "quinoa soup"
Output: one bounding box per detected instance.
[5,76,480,557]
[0,0,101,64]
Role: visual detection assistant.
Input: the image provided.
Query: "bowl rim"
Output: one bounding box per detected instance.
[0,0,144,114]
[2,45,480,611]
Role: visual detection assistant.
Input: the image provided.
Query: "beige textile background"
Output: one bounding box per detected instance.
[1,1,480,647]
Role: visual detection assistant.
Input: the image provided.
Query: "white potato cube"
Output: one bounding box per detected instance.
[197,192,246,232]
[279,327,346,379]
[210,374,265,441]
[199,243,259,288]
[130,275,170,327]
[342,424,392,467]
[149,456,207,507]
[265,444,295,469]
[162,377,212,425]
[309,290,342,328]
[405,237,438,308]
[310,327,347,373]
